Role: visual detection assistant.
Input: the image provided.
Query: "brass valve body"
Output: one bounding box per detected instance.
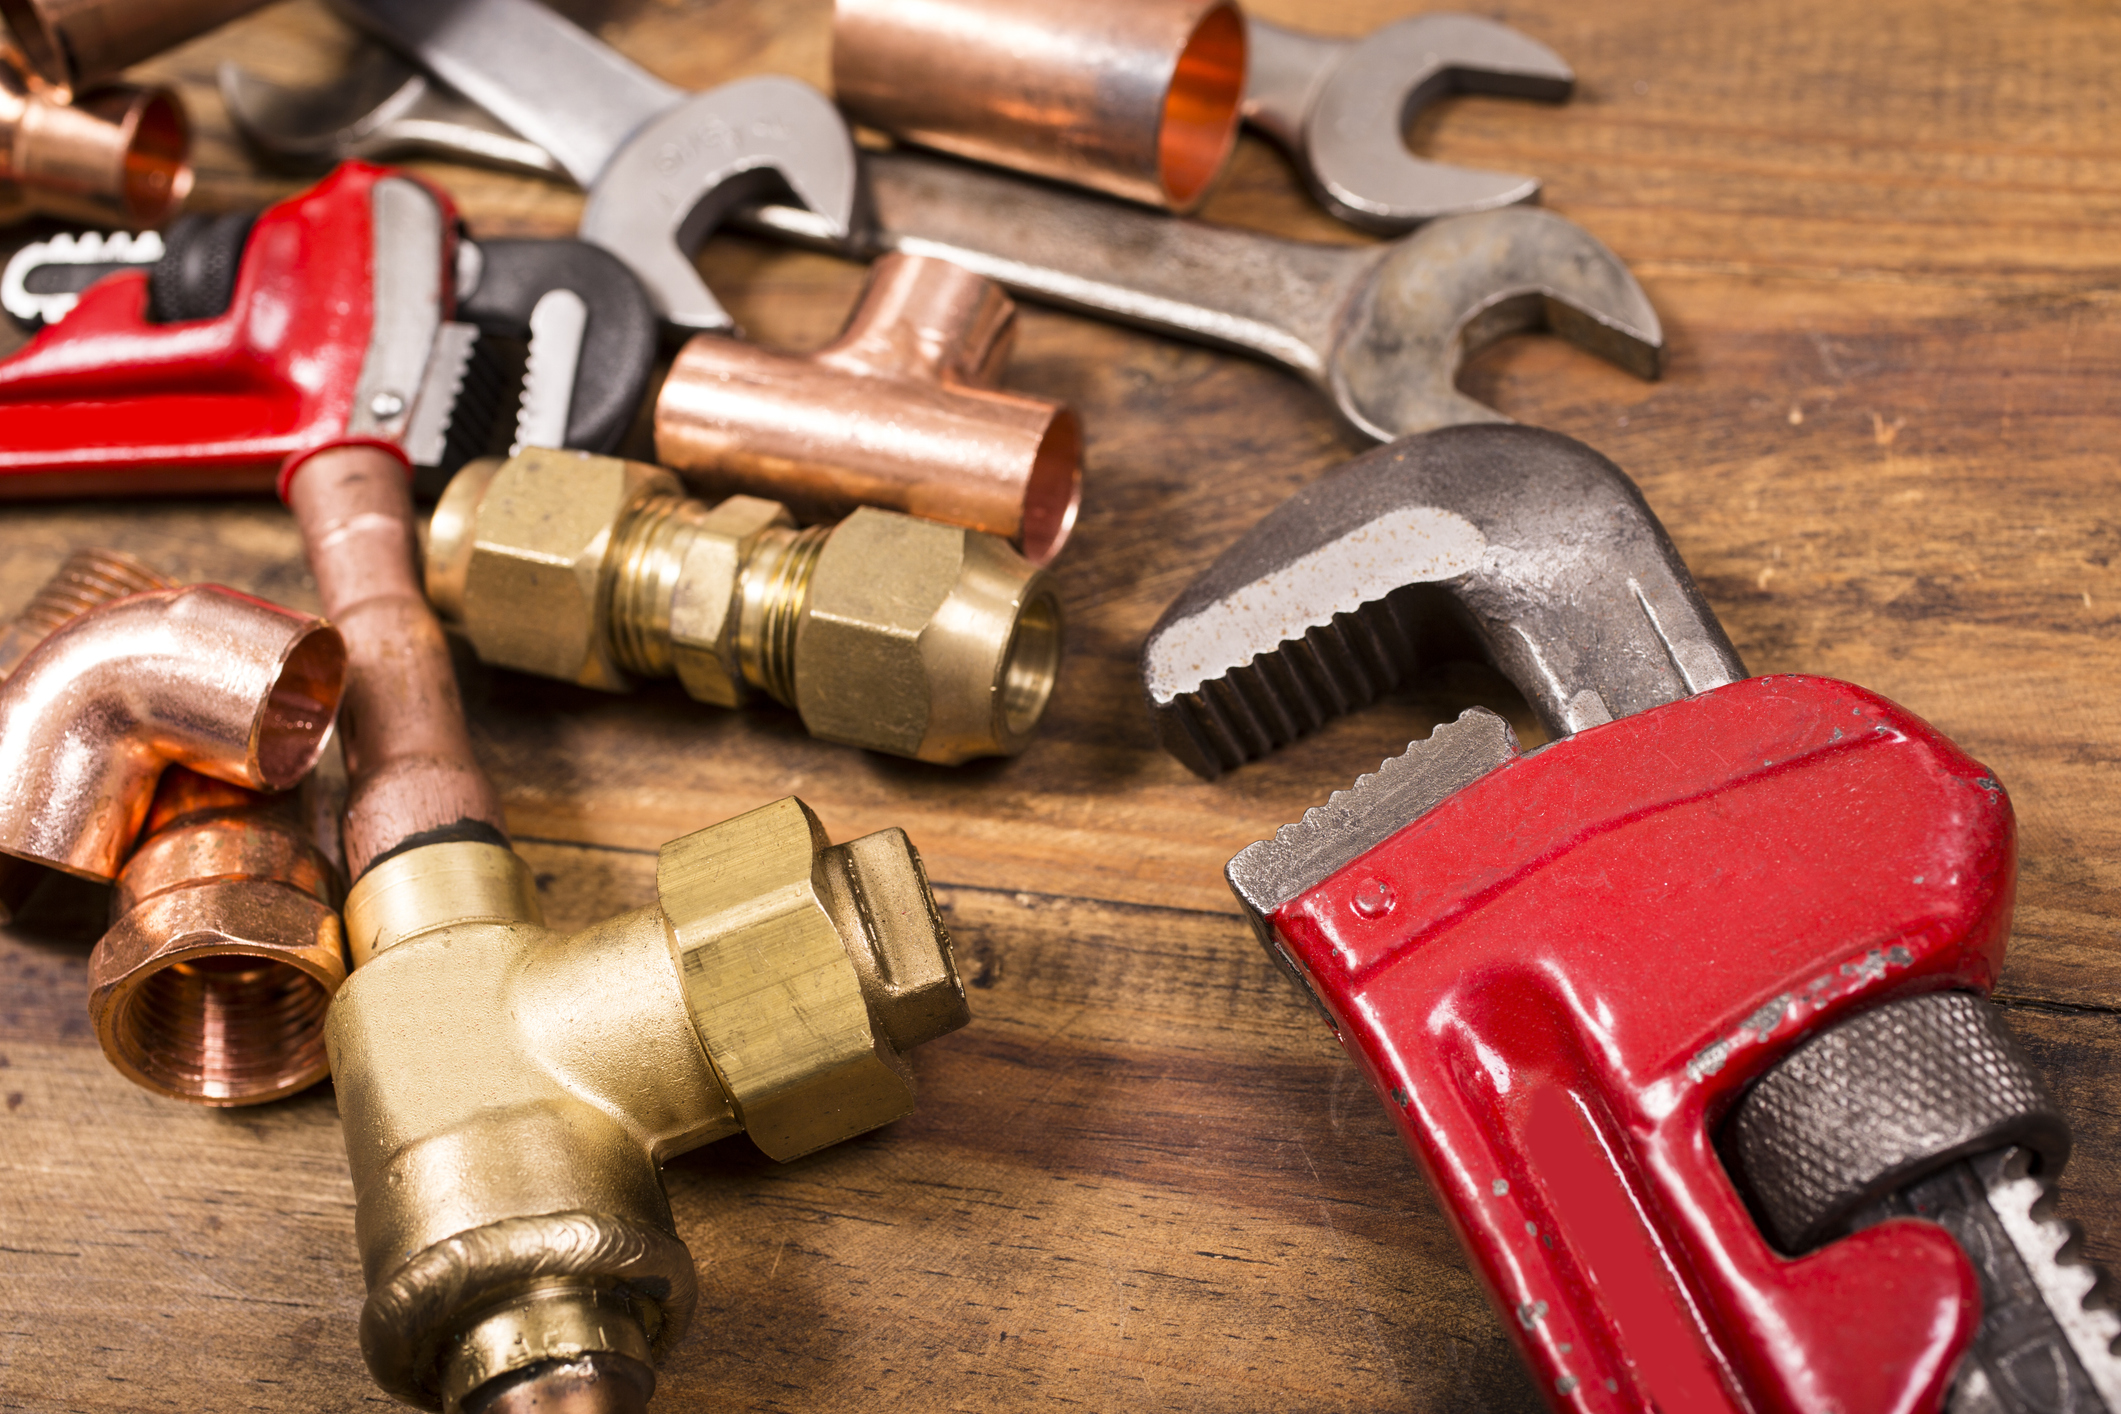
[653,251,1082,564]
[332,797,968,1411]
[426,447,1063,764]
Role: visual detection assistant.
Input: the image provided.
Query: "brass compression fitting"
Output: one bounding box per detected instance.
[427,448,1063,764]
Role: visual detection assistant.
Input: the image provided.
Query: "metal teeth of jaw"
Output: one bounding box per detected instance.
[1158,585,1436,778]
[1974,1147,2121,1411]
[1226,706,1518,920]
[402,321,481,470]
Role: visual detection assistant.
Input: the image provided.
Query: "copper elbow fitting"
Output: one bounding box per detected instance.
[0,0,268,87]
[428,447,1064,764]
[283,444,507,879]
[0,50,190,226]
[832,0,1246,212]
[89,766,343,1105]
[655,252,1082,565]
[0,579,345,887]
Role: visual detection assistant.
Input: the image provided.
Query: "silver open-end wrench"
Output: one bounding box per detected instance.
[320,0,856,331]
[743,150,1662,441]
[1244,14,1575,233]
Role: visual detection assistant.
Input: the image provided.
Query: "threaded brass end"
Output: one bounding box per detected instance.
[0,547,175,680]
[738,523,830,708]
[605,494,704,679]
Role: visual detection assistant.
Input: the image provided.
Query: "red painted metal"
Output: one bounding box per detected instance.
[1265,674,2014,1414]
[0,162,453,498]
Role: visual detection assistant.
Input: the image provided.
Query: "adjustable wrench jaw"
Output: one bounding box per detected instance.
[1244,14,1575,234]
[1230,674,2015,1414]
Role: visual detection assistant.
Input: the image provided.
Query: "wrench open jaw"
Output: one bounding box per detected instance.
[1244,14,1575,234]
[269,0,861,333]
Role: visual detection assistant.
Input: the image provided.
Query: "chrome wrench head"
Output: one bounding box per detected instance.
[578,74,858,332]
[1332,203,1664,441]
[219,49,565,178]
[1244,14,1575,234]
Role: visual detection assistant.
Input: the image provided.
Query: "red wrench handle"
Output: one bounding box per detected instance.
[1266,675,2012,1413]
[0,162,448,497]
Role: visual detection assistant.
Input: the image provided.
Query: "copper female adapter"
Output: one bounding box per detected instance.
[0,547,346,1106]
[832,0,1246,212]
[429,446,1063,765]
[288,444,971,1413]
[655,252,1082,565]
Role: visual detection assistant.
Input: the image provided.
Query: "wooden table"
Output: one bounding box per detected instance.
[3,0,2117,1408]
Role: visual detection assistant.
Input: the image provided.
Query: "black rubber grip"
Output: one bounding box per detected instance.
[147,212,258,323]
[460,239,657,455]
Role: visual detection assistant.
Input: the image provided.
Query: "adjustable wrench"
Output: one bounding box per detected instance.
[325,0,856,331]
[1244,14,1574,232]
[1148,424,2121,1412]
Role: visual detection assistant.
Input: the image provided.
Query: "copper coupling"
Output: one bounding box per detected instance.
[429,447,1063,764]
[0,47,190,226]
[656,252,1082,565]
[833,0,1246,211]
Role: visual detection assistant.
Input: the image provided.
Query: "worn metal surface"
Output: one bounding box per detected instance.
[1142,425,1743,775]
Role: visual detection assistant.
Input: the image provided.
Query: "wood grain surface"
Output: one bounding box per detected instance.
[3,0,2119,1409]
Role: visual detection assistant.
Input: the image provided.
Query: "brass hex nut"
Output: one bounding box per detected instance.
[794,508,1063,763]
[656,796,955,1161]
[457,448,680,690]
[667,496,794,708]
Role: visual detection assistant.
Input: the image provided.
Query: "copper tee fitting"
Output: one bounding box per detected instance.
[655,252,1082,565]
[832,0,1246,212]
[428,447,1063,765]
[0,49,190,226]
[290,448,970,1411]
[0,574,344,891]
[0,0,267,87]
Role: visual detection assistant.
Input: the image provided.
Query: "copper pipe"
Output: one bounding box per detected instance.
[655,253,1083,565]
[0,51,190,226]
[283,443,506,878]
[0,0,267,87]
[89,765,343,1104]
[832,0,1246,212]
[0,581,344,887]
[0,546,172,923]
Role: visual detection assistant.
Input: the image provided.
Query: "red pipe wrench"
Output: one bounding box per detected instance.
[1143,425,2120,1413]
[0,161,654,497]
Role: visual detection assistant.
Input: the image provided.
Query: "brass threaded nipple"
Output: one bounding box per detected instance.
[742,523,830,708]
[606,494,701,679]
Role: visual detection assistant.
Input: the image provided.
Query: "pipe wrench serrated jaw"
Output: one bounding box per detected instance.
[1194,425,2121,1410]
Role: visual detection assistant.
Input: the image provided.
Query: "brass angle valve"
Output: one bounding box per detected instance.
[426,446,1064,764]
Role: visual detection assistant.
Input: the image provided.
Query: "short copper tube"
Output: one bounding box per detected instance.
[655,252,1083,565]
[89,766,343,1105]
[0,578,345,888]
[283,443,507,878]
[0,50,191,226]
[832,0,1246,212]
[0,0,268,87]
